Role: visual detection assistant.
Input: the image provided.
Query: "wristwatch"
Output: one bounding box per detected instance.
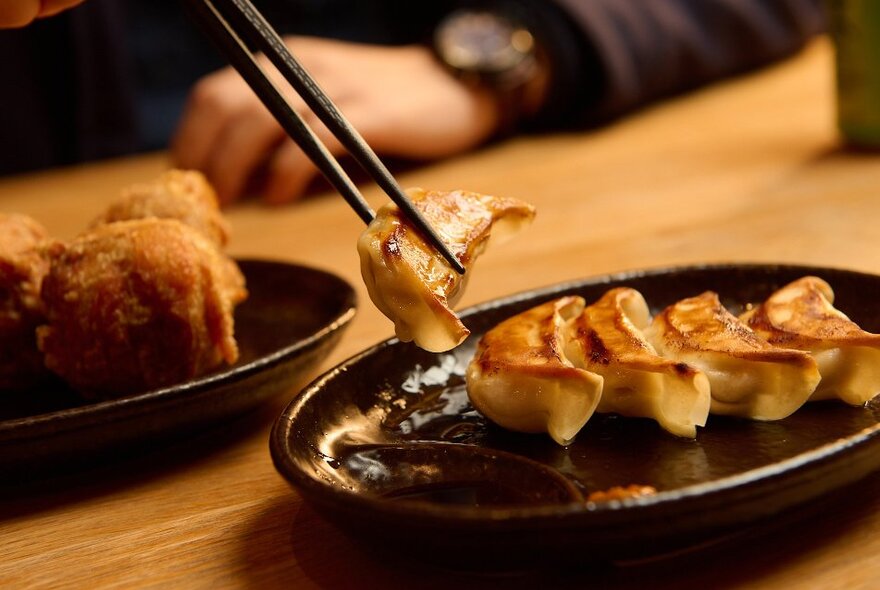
[432,8,548,132]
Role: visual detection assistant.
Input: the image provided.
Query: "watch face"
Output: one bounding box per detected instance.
[435,10,534,75]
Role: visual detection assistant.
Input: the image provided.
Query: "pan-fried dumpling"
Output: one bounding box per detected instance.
[466,296,603,446]
[646,292,820,420]
[565,288,711,438]
[358,188,535,352]
[740,276,880,405]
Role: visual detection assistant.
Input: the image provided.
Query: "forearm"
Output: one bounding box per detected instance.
[518,0,826,127]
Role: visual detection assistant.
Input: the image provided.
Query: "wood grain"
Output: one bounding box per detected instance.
[1,38,879,589]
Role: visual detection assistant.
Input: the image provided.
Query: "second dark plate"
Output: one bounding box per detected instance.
[271,263,880,565]
[0,259,356,479]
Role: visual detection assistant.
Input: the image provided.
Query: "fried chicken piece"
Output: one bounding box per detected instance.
[37,219,247,398]
[358,187,535,352]
[92,169,230,247]
[0,213,52,390]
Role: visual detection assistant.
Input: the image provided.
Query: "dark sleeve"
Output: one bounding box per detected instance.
[518,0,826,128]
[0,0,137,176]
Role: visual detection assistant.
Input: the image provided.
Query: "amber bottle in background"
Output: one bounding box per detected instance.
[828,0,880,149]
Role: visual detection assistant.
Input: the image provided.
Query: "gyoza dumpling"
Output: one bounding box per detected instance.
[565,288,711,438]
[466,296,603,446]
[358,188,535,352]
[646,292,820,420]
[740,276,880,405]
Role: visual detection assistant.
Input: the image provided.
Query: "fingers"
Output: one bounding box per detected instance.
[171,70,248,175]
[0,1,42,27]
[262,139,316,206]
[262,117,345,206]
[204,102,283,204]
[0,0,85,27]
[171,38,498,207]
[172,71,283,204]
[173,58,342,206]
[203,102,284,203]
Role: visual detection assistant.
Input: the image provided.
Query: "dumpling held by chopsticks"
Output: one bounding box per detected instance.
[358,188,535,352]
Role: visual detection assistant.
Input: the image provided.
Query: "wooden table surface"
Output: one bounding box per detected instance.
[2,38,879,589]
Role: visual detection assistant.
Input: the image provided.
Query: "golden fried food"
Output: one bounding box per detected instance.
[37,219,247,397]
[358,187,535,352]
[0,213,52,390]
[647,291,820,420]
[567,288,711,438]
[741,276,880,405]
[92,169,230,247]
[466,296,603,446]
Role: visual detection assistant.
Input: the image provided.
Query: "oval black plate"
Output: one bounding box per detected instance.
[271,263,880,565]
[0,259,356,478]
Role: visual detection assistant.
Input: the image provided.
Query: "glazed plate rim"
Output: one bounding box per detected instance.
[0,258,357,440]
[271,262,880,528]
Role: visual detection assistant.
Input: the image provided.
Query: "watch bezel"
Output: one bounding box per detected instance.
[433,9,537,89]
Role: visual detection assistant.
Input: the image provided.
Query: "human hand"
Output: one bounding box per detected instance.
[171,36,501,205]
[0,0,85,28]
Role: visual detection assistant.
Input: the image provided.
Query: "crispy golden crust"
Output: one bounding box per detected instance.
[654,291,815,367]
[471,296,587,379]
[358,187,535,352]
[572,288,703,378]
[405,188,535,266]
[0,213,53,390]
[466,296,603,446]
[740,277,880,406]
[742,276,880,347]
[649,291,821,420]
[92,169,230,247]
[567,288,711,438]
[37,219,246,398]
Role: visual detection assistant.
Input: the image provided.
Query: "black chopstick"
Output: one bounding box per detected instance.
[183,0,466,275]
[181,0,373,224]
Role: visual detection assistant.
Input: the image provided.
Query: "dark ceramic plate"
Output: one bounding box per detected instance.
[271,263,880,565]
[0,259,356,478]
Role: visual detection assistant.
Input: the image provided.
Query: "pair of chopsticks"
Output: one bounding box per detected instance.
[181,0,465,274]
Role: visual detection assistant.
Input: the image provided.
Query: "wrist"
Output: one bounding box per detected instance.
[431,7,550,135]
